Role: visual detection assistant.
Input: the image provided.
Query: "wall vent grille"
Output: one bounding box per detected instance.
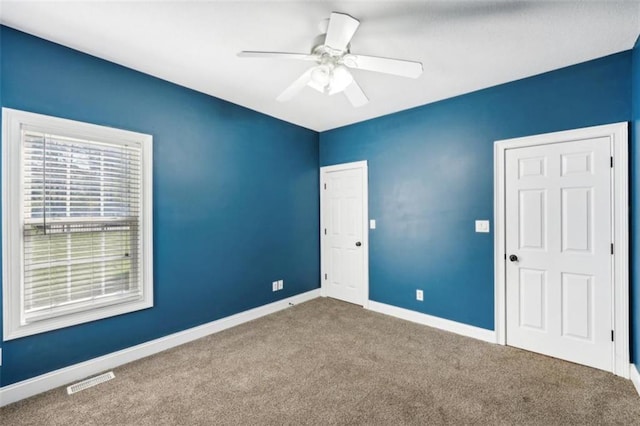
[67,371,115,395]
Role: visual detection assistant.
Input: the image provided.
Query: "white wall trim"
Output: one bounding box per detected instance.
[0,289,320,407]
[494,122,629,378]
[319,160,369,308]
[368,301,496,344]
[630,364,640,396]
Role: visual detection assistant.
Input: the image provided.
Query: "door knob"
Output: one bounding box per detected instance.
[355,241,362,247]
[509,254,518,262]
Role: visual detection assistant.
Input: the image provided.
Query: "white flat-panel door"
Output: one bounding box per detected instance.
[321,162,367,306]
[505,137,613,371]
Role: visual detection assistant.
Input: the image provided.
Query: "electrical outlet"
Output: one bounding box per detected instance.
[272,281,278,292]
[416,289,424,301]
[278,280,284,290]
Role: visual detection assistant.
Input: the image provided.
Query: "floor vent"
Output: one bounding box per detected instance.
[67,371,115,395]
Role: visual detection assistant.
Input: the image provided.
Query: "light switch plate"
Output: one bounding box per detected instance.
[475,220,490,233]
[370,219,376,229]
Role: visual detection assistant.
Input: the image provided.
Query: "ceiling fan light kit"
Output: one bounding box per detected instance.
[238,12,424,107]
[307,63,353,95]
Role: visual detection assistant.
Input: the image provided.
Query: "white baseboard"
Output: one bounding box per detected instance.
[367,301,497,344]
[0,289,320,407]
[630,364,640,396]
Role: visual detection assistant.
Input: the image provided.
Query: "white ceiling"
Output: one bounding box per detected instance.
[1,1,639,132]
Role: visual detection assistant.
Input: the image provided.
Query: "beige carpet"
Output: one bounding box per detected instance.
[2,297,639,425]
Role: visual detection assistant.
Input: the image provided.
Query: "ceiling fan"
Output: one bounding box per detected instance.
[237,12,423,107]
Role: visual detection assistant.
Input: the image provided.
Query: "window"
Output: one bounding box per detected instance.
[3,108,153,340]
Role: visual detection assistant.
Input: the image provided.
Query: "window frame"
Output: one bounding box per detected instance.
[2,108,153,341]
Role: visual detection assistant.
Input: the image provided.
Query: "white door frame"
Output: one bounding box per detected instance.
[494,122,629,378]
[320,160,369,308]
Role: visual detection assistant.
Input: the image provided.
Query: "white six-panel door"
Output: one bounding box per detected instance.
[505,137,613,371]
[320,161,368,306]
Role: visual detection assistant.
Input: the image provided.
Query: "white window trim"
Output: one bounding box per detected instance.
[2,108,154,341]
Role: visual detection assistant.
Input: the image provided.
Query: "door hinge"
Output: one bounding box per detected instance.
[323,183,327,190]
[611,156,614,168]
[611,243,614,255]
[504,253,507,260]
[324,228,327,235]
[611,330,614,341]
[324,273,327,280]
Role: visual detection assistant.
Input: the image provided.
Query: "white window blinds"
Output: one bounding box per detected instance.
[22,130,142,323]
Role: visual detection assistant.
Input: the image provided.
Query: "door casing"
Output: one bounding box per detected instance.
[494,122,629,378]
[320,160,369,308]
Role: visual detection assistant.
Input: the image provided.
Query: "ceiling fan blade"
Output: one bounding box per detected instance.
[343,80,369,107]
[324,12,360,52]
[238,51,317,61]
[276,68,314,102]
[346,54,423,78]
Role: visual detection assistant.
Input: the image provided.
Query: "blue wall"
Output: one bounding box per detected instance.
[632,36,640,366]
[320,52,632,330]
[0,26,320,386]
[1,23,637,388]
